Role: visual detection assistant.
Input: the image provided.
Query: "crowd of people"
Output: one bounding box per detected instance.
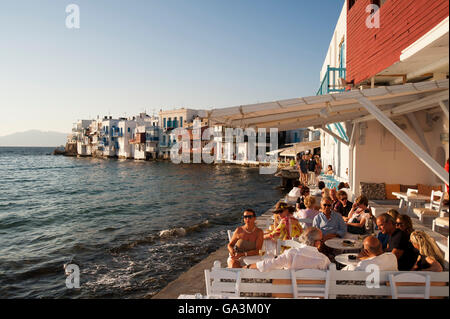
[227,179,446,274]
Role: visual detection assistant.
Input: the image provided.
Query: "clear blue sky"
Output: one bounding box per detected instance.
[0,0,344,136]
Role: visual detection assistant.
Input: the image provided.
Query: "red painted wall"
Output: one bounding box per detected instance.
[346,0,449,85]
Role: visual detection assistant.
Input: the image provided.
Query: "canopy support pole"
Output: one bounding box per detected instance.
[405,113,431,154]
[439,100,449,120]
[357,96,449,185]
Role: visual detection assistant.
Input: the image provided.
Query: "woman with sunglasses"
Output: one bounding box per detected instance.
[227,209,264,268]
[395,214,414,236]
[334,190,353,218]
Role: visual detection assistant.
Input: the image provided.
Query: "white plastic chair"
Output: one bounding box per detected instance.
[389,273,431,299]
[290,268,330,299]
[413,190,445,221]
[227,230,233,242]
[276,239,303,255]
[297,218,313,229]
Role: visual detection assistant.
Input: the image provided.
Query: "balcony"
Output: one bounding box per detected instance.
[316,66,346,96]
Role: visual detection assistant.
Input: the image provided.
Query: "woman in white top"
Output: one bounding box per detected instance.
[294,195,320,228]
[346,195,370,235]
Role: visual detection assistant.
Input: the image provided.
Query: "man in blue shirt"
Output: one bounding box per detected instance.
[313,196,347,241]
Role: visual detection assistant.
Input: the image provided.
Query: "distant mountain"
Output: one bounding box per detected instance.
[0,130,69,147]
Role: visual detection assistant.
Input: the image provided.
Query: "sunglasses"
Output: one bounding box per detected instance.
[243,215,255,219]
[341,198,348,201]
[322,204,332,207]
[396,222,404,226]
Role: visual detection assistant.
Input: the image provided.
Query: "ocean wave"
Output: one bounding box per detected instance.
[109,220,210,253]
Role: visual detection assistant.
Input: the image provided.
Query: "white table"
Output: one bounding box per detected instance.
[335,253,361,267]
[324,238,363,252]
[391,191,430,216]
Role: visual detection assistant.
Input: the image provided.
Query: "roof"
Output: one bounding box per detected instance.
[199,79,449,131]
[279,140,321,157]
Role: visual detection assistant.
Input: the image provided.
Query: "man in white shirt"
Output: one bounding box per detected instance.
[345,236,398,271]
[245,227,331,272]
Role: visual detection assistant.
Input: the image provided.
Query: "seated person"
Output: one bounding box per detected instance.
[295,186,310,210]
[376,209,399,249]
[322,187,331,199]
[245,227,330,271]
[312,196,347,241]
[376,213,418,271]
[410,230,445,272]
[387,209,399,221]
[377,231,390,251]
[288,180,302,197]
[227,209,264,268]
[294,195,319,228]
[265,206,303,241]
[269,202,287,231]
[329,188,339,208]
[325,165,334,175]
[345,195,371,235]
[318,181,326,192]
[334,190,353,218]
[337,182,346,190]
[396,214,414,237]
[344,236,397,271]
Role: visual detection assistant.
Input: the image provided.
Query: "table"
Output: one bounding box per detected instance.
[335,253,361,268]
[324,238,363,252]
[391,192,430,216]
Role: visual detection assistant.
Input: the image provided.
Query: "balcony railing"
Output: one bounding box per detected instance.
[316,65,346,96]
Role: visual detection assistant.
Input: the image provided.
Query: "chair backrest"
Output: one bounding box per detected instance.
[227,230,233,242]
[297,218,313,229]
[389,273,431,299]
[407,188,418,196]
[276,239,303,255]
[430,190,444,212]
[290,268,330,299]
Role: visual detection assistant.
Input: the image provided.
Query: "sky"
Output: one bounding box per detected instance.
[0,0,345,136]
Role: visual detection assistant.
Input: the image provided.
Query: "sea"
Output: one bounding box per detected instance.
[0,147,284,298]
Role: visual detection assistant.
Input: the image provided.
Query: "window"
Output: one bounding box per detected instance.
[348,0,356,11]
[128,127,130,133]
[163,118,166,128]
[180,116,183,127]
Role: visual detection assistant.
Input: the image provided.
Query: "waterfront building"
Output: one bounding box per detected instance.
[133,119,160,160]
[72,119,94,157]
[158,108,201,158]
[117,118,137,159]
[100,117,120,158]
[317,1,349,182]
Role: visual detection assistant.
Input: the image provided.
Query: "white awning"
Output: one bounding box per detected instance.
[200,79,448,132]
[277,140,321,157]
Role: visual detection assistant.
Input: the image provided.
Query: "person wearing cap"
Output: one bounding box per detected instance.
[264,206,303,241]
